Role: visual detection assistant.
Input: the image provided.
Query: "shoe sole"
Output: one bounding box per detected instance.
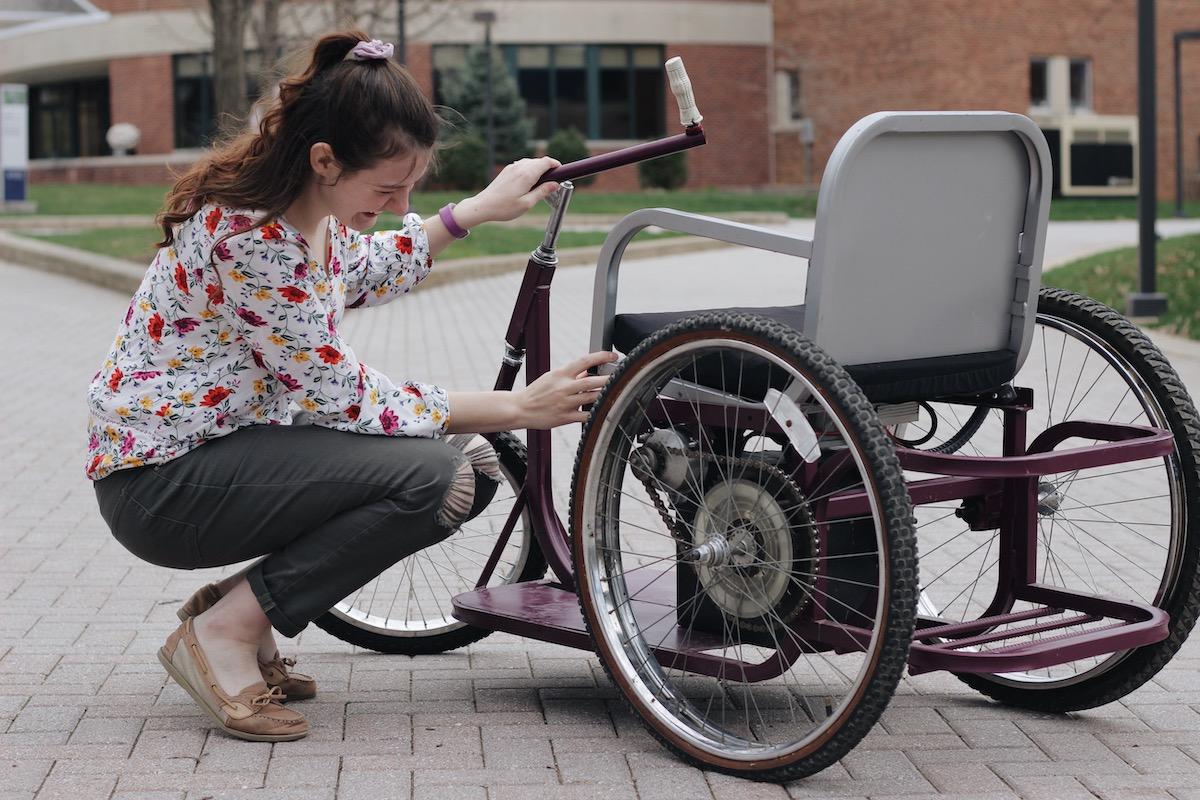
[157,647,308,742]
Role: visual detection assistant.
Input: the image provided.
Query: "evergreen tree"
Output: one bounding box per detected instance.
[439,46,532,166]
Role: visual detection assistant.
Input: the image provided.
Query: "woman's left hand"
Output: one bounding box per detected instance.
[453,156,562,228]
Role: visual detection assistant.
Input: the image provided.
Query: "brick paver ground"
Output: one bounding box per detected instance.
[2,246,1199,800]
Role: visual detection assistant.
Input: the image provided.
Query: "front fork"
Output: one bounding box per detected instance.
[481,182,580,590]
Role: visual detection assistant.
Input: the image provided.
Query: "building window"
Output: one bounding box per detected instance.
[775,69,804,126]
[433,43,664,141]
[173,52,264,149]
[1069,58,1092,112]
[29,79,110,159]
[1030,58,1048,108]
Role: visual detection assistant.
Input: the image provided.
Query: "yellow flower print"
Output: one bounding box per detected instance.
[139,300,151,312]
[253,379,266,394]
[255,288,272,301]
[139,396,153,409]
[116,406,131,417]
[293,351,310,363]
[103,359,113,369]
[114,335,124,348]
[188,347,204,359]
[255,408,265,419]
[122,457,145,467]
[179,391,194,405]
[268,334,286,346]
[168,358,183,369]
[167,248,177,260]
[201,310,216,320]
[370,389,379,404]
[374,286,387,297]
[431,409,442,423]
[300,398,318,412]
[105,426,119,442]
[414,404,425,416]
[229,270,246,283]
[315,281,328,295]
[218,330,230,343]
[101,454,112,466]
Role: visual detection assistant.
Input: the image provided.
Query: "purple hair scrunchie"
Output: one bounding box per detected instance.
[345,39,394,62]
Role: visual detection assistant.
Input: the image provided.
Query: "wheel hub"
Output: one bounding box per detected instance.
[1037,480,1062,516]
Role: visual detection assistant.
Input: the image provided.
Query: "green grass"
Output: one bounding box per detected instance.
[11,181,1200,221]
[11,183,815,219]
[1045,233,1200,338]
[23,225,672,264]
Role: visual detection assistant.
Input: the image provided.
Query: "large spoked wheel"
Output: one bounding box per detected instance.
[313,432,547,654]
[571,312,917,781]
[914,288,1200,710]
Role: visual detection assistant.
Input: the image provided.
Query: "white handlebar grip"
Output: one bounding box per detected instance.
[666,57,703,127]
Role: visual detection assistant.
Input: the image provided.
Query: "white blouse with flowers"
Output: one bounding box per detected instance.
[85,203,448,480]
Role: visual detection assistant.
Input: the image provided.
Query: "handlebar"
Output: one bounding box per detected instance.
[535,56,706,187]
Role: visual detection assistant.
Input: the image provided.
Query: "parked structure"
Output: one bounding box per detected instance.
[1,0,1198,197]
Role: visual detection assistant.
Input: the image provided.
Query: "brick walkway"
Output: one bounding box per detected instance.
[2,255,1199,800]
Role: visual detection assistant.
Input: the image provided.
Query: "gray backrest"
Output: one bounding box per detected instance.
[804,112,1052,372]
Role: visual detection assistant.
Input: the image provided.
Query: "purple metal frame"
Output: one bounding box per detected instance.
[453,126,1177,680]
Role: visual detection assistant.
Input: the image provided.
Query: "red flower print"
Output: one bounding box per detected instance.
[107,367,123,392]
[174,263,191,295]
[147,313,164,343]
[88,455,103,476]
[214,241,232,261]
[260,222,284,240]
[144,447,156,458]
[236,307,268,327]
[316,345,342,365]
[124,301,135,325]
[395,235,413,255]
[380,408,399,434]
[278,286,309,303]
[329,257,341,276]
[357,363,366,394]
[293,264,308,280]
[120,430,136,456]
[346,404,360,421]
[155,404,171,417]
[229,214,253,233]
[402,385,422,398]
[276,372,302,391]
[173,318,200,334]
[205,207,223,235]
[199,386,231,407]
[206,282,224,305]
[215,413,228,427]
[88,433,99,450]
[251,349,266,369]
[337,222,348,238]
[131,370,161,380]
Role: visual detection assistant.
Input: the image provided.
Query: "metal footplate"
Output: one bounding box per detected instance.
[907,585,1170,675]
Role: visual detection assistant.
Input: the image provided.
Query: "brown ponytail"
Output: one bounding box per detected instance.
[156,30,439,247]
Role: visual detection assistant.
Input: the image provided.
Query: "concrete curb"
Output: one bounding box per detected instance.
[0,228,733,295]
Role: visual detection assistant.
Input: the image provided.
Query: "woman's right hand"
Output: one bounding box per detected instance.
[516,350,618,429]
[452,156,562,229]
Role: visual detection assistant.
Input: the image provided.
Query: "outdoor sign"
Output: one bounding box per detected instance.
[0,84,29,203]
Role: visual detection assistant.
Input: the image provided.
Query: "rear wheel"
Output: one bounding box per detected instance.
[914,288,1200,710]
[572,312,917,781]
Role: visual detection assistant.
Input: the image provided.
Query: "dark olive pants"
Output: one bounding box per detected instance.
[93,423,481,637]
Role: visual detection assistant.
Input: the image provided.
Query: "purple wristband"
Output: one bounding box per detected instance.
[438,203,470,239]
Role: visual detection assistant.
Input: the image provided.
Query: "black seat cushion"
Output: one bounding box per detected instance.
[611,305,1018,404]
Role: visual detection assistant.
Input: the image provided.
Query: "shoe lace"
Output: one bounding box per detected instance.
[250,685,286,707]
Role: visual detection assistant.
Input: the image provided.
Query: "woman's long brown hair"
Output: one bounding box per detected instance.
[156,30,439,248]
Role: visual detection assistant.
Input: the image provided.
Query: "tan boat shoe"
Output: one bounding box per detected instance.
[158,619,309,742]
[179,582,318,701]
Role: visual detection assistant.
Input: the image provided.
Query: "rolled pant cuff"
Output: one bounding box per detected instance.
[247,562,306,638]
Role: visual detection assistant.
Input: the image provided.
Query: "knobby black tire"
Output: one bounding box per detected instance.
[570,311,918,782]
[956,288,1200,711]
[312,432,548,655]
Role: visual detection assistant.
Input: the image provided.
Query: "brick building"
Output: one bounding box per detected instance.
[772,0,1200,200]
[2,0,1199,197]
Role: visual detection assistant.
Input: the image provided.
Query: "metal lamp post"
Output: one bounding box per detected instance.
[1129,0,1168,318]
[473,10,497,185]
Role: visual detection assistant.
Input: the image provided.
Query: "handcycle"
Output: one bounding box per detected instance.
[312,59,1200,781]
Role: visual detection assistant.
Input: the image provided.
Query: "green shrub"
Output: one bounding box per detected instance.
[438,46,533,166]
[544,127,594,187]
[432,132,489,191]
[638,151,688,190]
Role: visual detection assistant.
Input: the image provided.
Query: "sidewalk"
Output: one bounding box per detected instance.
[2,245,1200,799]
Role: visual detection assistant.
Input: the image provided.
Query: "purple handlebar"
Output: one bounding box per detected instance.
[535,126,706,187]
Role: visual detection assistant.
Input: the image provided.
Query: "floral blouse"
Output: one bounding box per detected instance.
[85,204,448,480]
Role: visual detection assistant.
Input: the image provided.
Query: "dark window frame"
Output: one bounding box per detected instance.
[29,78,111,159]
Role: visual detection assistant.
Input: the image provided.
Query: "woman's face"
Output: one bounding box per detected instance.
[312,145,431,231]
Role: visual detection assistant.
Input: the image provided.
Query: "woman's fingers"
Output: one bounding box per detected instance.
[563,350,618,377]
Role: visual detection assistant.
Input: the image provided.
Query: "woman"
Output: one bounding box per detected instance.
[87,30,613,742]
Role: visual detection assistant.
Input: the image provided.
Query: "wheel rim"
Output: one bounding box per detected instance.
[915,310,1188,687]
[579,336,899,764]
[328,454,533,637]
